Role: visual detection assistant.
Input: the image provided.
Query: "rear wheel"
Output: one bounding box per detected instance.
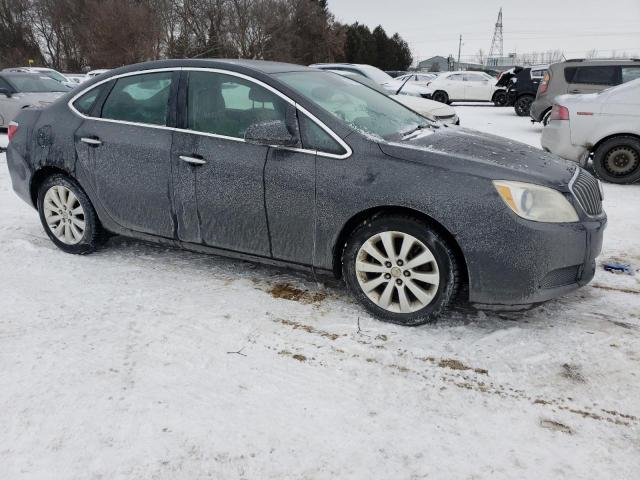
[592,136,640,184]
[37,174,104,254]
[541,109,552,126]
[342,215,459,326]
[492,90,507,106]
[432,91,449,104]
[514,95,534,117]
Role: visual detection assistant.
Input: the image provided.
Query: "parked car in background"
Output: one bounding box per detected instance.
[504,65,548,117]
[309,63,394,85]
[531,59,640,124]
[309,63,433,98]
[380,74,434,98]
[422,71,506,105]
[65,74,89,84]
[86,69,110,78]
[396,73,437,84]
[330,70,459,125]
[385,70,408,78]
[0,72,69,129]
[6,59,604,325]
[542,78,640,184]
[3,67,76,89]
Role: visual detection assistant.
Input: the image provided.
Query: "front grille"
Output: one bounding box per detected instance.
[570,169,603,216]
[539,265,580,289]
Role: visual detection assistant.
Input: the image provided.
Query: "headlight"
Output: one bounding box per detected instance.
[493,180,579,223]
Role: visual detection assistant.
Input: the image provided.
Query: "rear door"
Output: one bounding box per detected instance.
[565,65,619,94]
[73,70,178,237]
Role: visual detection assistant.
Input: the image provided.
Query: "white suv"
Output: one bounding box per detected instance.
[541,78,640,184]
[423,71,505,104]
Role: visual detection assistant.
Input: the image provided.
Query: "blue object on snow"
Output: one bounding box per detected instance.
[603,262,633,274]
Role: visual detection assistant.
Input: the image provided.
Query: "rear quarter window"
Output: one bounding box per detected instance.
[72,85,105,115]
[564,65,618,85]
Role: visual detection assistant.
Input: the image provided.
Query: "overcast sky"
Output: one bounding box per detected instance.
[327,0,640,64]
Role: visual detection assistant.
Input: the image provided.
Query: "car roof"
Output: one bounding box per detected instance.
[105,59,313,77]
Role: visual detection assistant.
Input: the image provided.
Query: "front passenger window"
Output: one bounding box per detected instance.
[187,71,288,139]
[101,72,173,126]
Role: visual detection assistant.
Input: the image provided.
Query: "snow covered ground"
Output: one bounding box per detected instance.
[1,108,639,479]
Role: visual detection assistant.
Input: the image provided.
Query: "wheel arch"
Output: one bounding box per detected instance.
[591,132,640,153]
[30,165,74,207]
[331,205,469,300]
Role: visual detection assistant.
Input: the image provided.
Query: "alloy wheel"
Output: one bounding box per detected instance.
[43,185,86,245]
[355,231,440,313]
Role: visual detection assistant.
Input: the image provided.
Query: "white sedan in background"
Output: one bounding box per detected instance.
[329,70,459,125]
[424,71,506,105]
[542,78,640,184]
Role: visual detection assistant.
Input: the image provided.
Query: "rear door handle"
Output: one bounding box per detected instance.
[179,155,207,166]
[569,89,582,94]
[80,137,102,146]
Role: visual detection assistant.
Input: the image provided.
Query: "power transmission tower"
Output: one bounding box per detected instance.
[486,8,503,66]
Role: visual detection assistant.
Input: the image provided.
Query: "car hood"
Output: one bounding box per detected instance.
[377,127,576,188]
[392,95,456,116]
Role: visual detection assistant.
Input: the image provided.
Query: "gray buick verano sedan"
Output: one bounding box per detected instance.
[6,59,606,325]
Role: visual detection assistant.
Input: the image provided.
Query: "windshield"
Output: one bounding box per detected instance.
[275,71,428,141]
[37,69,68,83]
[5,74,69,92]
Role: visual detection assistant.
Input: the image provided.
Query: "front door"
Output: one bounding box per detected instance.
[464,73,493,101]
[73,70,178,237]
[171,70,288,257]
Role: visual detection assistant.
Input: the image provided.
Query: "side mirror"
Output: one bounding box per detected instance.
[0,88,12,98]
[244,104,300,148]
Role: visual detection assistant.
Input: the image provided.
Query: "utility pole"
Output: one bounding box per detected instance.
[457,35,462,70]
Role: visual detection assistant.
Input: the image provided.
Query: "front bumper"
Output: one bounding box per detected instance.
[541,121,589,164]
[530,97,552,122]
[461,204,606,307]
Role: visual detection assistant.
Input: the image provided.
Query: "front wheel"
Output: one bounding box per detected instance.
[592,136,640,184]
[37,174,104,254]
[342,216,459,326]
[514,95,534,117]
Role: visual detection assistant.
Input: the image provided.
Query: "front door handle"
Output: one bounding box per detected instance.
[80,137,102,146]
[569,89,582,94]
[179,155,207,166]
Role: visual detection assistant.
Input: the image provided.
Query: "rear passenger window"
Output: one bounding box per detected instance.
[565,66,618,85]
[72,85,105,115]
[622,67,640,83]
[299,113,347,156]
[187,71,288,139]
[101,72,173,126]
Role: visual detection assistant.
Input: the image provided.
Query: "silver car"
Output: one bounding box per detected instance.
[0,72,69,128]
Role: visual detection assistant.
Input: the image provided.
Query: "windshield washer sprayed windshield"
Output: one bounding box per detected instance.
[275,71,429,141]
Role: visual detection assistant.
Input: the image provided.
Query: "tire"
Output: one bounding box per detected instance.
[592,136,640,184]
[541,109,552,126]
[492,90,507,106]
[342,215,459,326]
[37,173,104,254]
[432,91,449,104]
[514,95,534,117]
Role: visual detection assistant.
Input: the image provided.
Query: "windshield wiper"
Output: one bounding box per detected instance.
[401,124,431,139]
